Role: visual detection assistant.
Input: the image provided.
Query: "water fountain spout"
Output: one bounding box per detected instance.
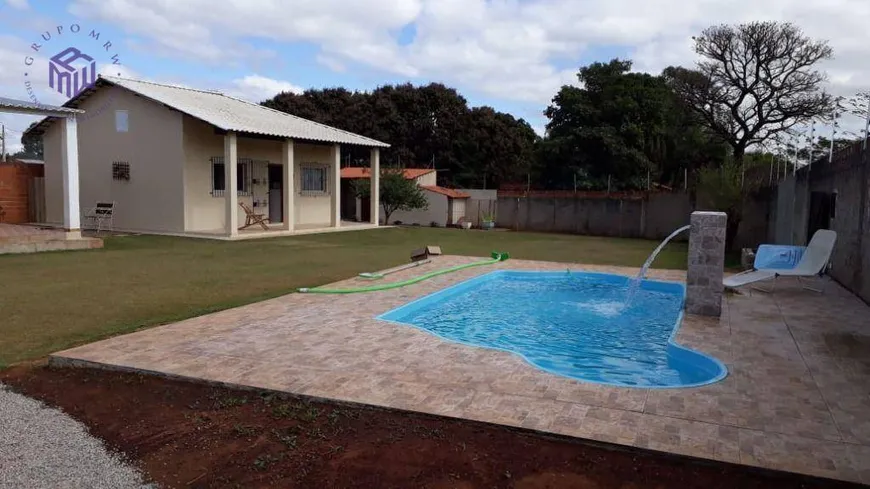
[624,224,692,307]
[637,224,692,281]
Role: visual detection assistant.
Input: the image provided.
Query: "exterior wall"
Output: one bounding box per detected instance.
[805,149,869,302]
[463,189,498,227]
[42,86,185,232]
[415,172,437,186]
[43,121,63,225]
[390,189,448,226]
[497,194,651,238]
[766,143,870,302]
[182,115,336,232]
[449,198,466,224]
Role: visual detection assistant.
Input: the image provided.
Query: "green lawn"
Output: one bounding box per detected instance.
[0,227,687,367]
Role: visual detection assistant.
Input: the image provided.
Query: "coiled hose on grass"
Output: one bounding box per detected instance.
[298,251,510,294]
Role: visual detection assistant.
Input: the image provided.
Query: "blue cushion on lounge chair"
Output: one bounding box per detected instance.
[753,245,805,270]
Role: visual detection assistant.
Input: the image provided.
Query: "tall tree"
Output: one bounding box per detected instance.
[542,59,680,189]
[12,122,43,160]
[664,22,833,163]
[262,83,536,188]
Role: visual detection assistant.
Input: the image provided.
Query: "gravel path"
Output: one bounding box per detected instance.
[0,384,151,489]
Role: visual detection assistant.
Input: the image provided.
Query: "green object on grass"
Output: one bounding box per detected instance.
[298,252,509,294]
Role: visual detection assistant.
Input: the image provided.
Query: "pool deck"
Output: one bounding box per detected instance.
[51,256,870,484]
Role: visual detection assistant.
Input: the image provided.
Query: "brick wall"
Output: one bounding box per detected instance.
[0,162,43,223]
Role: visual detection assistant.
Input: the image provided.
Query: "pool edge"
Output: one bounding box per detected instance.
[376,269,729,390]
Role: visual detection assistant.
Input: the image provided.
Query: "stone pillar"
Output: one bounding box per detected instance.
[686,211,727,317]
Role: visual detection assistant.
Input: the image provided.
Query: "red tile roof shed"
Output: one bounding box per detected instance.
[420,185,470,198]
[340,167,434,180]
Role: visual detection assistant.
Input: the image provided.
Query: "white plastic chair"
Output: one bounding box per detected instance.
[723,230,837,292]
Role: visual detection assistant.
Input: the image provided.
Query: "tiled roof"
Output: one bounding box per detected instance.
[421,185,470,198]
[0,96,83,114]
[26,76,389,147]
[341,167,434,179]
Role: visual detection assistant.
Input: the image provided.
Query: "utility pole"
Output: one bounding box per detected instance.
[1,123,5,162]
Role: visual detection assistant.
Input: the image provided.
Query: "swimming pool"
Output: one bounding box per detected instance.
[378,271,726,388]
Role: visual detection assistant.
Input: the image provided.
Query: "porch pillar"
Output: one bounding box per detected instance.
[331,143,341,228]
[224,132,238,237]
[282,139,295,231]
[60,116,81,238]
[370,147,380,225]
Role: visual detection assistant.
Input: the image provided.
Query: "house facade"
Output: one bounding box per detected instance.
[34,76,388,238]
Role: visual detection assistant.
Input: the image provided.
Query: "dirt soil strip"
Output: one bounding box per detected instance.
[0,365,863,489]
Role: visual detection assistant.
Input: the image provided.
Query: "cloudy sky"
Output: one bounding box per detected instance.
[1,0,869,153]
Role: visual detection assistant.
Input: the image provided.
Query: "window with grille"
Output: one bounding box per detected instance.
[300,164,328,195]
[112,161,130,181]
[210,157,251,196]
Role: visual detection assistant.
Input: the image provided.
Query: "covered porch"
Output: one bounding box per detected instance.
[0,97,103,253]
[187,220,381,241]
[182,120,384,238]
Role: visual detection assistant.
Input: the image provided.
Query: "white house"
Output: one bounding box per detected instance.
[28,75,389,238]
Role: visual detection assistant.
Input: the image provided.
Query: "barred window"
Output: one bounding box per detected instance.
[112,161,130,181]
[210,157,251,196]
[301,164,328,195]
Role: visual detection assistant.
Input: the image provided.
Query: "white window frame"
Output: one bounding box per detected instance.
[300,163,329,196]
[115,110,129,133]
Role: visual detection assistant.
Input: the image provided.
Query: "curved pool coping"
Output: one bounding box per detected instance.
[377,270,728,389]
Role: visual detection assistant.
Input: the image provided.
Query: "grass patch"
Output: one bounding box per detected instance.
[0,227,687,366]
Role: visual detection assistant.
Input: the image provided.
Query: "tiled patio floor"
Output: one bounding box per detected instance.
[51,256,870,484]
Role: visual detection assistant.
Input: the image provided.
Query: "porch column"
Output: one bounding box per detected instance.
[331,143,341,228]
[225,132,238,237]
[282,138,295,231]
[370,147,380,225]
[60,116,81,237]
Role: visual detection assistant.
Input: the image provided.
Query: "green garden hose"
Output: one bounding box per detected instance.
[298,252,510,294]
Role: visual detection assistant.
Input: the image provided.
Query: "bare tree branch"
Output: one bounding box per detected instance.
[664,21,833,161]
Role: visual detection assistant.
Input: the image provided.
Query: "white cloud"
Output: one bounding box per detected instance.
[4,0,28,9]
[0,0,865,144]
[64,0,870,117]
[229,74,303,102]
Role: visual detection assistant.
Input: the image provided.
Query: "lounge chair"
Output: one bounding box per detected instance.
[723,229,837,291]
[238,202,270,231]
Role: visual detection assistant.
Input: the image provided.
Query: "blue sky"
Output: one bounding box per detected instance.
[1,0,868,152]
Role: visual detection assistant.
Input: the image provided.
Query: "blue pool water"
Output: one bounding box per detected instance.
[379,271,726,388]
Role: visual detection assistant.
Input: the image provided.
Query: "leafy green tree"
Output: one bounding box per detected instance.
[11,122,43,160]
[262,83,536,188]
[541,59,677,189]
[453,106,537,188]
[351,170,428,224]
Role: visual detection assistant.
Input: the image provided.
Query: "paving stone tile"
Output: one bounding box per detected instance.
[50,256,870,484]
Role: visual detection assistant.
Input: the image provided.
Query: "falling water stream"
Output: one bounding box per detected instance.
[624,224,692,307]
